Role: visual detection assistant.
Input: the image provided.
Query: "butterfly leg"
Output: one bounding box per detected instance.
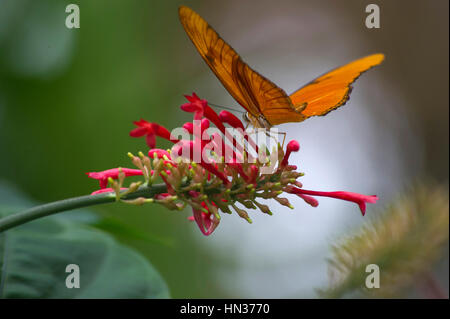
[279,131,286,149]
[264,129,286,148]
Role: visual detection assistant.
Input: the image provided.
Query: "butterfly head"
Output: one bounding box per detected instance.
[243,112,272,129]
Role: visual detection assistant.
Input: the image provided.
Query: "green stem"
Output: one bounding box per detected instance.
[0,183,168,233]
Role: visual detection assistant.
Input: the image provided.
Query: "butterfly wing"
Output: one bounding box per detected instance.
[289,54,385,118]
[179,6,302,126]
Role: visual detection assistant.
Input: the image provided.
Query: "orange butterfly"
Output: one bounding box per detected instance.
[179,6,384,129]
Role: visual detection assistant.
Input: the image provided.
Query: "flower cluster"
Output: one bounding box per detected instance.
[87,93,378,236]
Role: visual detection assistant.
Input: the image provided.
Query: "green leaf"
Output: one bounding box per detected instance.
[92,216,175,247]
[0,205,170,298]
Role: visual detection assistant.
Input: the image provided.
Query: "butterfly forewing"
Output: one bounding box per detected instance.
[179,6,304,126]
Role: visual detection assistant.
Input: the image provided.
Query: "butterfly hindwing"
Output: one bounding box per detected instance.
[289,54,385,118]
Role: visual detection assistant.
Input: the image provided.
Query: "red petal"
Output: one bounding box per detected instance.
[180,102,200,112]
[146,133,156,148]
[183,122,194,134]
[129,127,148,137]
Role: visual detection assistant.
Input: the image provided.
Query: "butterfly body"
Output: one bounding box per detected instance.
[179,6,384,128]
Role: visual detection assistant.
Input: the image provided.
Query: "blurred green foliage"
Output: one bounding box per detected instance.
[0,191,169,298]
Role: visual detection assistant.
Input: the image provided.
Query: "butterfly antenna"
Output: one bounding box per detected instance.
[209,102,245,114]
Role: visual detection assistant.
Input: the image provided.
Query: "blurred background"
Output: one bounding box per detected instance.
[0,0,448,298]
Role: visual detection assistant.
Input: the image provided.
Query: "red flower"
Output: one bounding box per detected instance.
[286,187,379,216]
[219,110,244,130]
[172,139,230,185]
[181,93,226,133]
[182,122,194,134]
[219,110,258,154]
[91,187,128,195]
[281,140,300,167]
[148,148,171,159]
[130,119,177,148]
[192,208,220,236]
[129,119,156,148]
[86,168,143,188]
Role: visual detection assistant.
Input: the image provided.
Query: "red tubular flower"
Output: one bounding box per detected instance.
[91,187,128,195]
[130,120,178,148]
[173,139,230,185]
[192,207,220,236]
[197,118,210,140]
[130,119,156,148]
[148,148,171,159]
[183,122,194,134]
[219,110,258,153]
[281,140,300,167]
[151,123,174,142]
[181,95,254,165]
[182,119,211,159]
[185,191,220,236]
[297,194,319,207]
[209,132,242,163]
[86,168,143,188]
[219,110,244,130]
[129,119,152,137]
[204,107,226,134]
[181,93,226,133]
[287,187,378,216]
[181,93,205,120]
